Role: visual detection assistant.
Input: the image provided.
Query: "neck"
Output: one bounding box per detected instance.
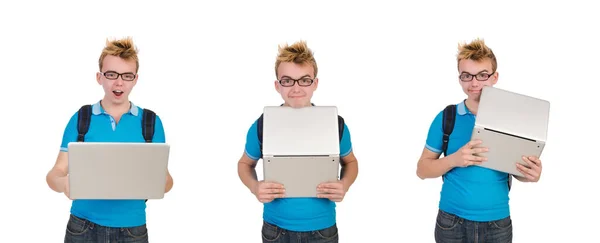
[100,99,130,116]
[283,101,312,108]
[465,98,480,115]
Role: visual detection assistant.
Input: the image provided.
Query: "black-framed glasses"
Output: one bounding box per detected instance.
[459,71,495,82]
[278,77,314,87]
[101,71,137,81]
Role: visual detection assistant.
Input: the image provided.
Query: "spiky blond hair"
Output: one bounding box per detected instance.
[457,38,497,72]
[275,40,318,78]
[98,37,139,72]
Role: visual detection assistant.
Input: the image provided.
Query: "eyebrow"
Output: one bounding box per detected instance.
[461,70,490,75]
[280,74,312,79]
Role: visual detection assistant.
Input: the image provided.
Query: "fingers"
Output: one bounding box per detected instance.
[527,156,542,168]
[458,154,486,167]
[317,187,343,195]
[516,164,536,181]
[317,182,343,189]
[516,163,539,181]
[255,181,286,203]
[467,139,483,148]
[317,193,344,202]
[261,182,285,189]
[258,191,284,202]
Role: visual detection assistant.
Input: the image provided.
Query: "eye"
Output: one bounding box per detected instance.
[105,72,118,78]
[477,73,490,79]
[123,74,135,79]
[300,78,312,84]
[460,73,472,79]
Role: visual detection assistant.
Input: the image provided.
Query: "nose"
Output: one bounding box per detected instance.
[470,79,481,87]
[115,77,124,86]
[290,82,301,91]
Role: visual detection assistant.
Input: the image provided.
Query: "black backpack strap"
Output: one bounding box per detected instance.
[141,108,157,203]
[441,104,457,157]
[441,104,456,182]
[76,105,92,142]
[142,108,156,143]
[257,113,264,158]
[337,115,345,143]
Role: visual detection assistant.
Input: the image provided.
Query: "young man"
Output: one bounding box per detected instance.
[416,38,543,243]
[45,37,173,243]
[237,40,359,243]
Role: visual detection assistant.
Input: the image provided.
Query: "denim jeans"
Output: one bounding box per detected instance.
[435,210,513,243]
[261,221,338,243]
[64,214,149,243]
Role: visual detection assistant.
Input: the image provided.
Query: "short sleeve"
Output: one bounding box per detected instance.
[424,110,444,154]
[152,114,166,143]
[244,120,261,160]
[340,123,353,157]
[60,112,79,152]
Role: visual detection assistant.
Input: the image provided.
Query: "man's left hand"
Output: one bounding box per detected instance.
[317,180,347,202]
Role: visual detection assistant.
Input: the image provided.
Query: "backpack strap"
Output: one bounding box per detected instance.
[257,113,264,158]
[141,108,156,203]
[142,108,156,143]
[441,104,456,157]
[76,105,92,142]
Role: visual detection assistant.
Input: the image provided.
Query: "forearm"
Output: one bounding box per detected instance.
[340,161,358,192]
[46,169,67,193]
[238,163,259,194]
[417,156,455,179]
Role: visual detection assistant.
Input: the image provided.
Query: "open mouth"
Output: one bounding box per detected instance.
[113,90,124,96]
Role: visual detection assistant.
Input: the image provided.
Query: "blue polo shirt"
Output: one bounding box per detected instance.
[244,113,353,232]
[60,101,165,227]
[425,100,510,222]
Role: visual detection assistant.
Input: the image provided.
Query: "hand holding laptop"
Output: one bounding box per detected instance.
[317,180,346,202]
[450,139,489,168]
[253,180,285,203]
[515,156,543,182]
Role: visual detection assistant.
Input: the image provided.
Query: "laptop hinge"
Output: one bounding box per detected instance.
[272,154,334,158]
[483,128,536,142]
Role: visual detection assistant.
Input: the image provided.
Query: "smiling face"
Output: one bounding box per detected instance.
[274,62,318,108]
[455,38,499,102]
[458,58,498,102]
[96,55,138,106]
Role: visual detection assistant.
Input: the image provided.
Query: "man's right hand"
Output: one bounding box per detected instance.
[252,181,285,203]
[450,139,488,168]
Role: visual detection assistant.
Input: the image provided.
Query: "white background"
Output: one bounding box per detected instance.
[1,0,598,242]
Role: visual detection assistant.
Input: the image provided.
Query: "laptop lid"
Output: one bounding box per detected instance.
[67,142,170,200]
[476,86,550,142]
[262,106,340,157]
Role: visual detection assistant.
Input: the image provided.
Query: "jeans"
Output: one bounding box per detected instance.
[64,214,149,243]
[435,210,513,243]
[261,221,338,243]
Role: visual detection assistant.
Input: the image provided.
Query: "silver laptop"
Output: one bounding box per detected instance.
[471,86,550,176]
[67,142,170,200]
[262,106,340,198]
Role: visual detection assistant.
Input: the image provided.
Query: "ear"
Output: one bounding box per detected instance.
[274,80,281,94]
[492,72,499,85]
[312,77,319,91]
[132,74,139,87]
[96,72,102,85]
